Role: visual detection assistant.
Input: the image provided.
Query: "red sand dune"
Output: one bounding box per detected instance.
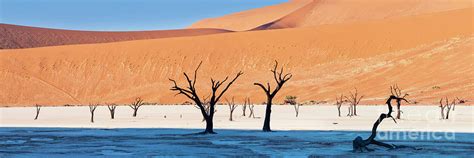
[1,8,472,106]
[188,0,313,31]
[0,24,232,49]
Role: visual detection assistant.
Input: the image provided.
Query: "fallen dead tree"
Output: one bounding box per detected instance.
[352,94,409,152]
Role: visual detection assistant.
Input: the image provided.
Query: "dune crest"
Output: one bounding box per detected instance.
[188,0,313,31]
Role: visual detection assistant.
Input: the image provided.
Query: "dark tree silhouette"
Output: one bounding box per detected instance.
[89,104,98,123]
[390,85,409,119]
[352,94,409,152]
[226,97,238,121]
[170,62,243,134]
[107,103,117,119]
[129,97,145,117]
[34,104,41,120]
[345,88,363,116]
[254,61,292,132]
[335,94,344,117]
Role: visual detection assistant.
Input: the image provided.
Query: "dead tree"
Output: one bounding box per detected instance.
[34,104,41,120]
[89,104,98,123]
[345,88,363,116]
[293,104,301,117]
[439,97,456,119]
[107,103,117,119]
[390,85,409,119]
[242,97,249,116]
[129,97,145,117]
[439,98,447,119]
[194,96,215,122]
[247,98,256,118]
[254,61,292,132]
[226,97,238,121]
[170,62,243,134]
[352,94,408,152]
[335,94,344,117]
[446,100,455,119]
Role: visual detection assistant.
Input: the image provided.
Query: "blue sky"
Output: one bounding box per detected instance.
[0,0,287,31]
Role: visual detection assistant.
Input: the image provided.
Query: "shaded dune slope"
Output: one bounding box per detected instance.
[0,8,472,106]
[0,24,232,49]
[190,0,473,30]
[188,0,313,31]
[263,0,473,29]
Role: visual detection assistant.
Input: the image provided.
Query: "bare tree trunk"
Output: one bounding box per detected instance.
[91,112,95,123]
[133,109,138,117]
[336,94,344,117]
[227,97,238,121]
[89,105,97,123]
[445,107,451,119]
[249,105,255,118]
[34,104,41,120]
[347,105,353,116]
[242,98,248,116]
[353,104,357,116]
[204,117,215,134]
[293,104,300,117]
[107,104,117,119]
[440,106,445,119]
[262,99,272,132]
[110,111,115,119]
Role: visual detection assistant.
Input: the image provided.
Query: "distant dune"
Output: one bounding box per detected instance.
[190,0,473,31]
[256,0,474,30]
[0,24,232,49]
[188,0,313,31]
[1,8,472,106]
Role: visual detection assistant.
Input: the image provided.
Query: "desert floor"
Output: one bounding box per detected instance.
[1,105,472,132]
[1,105,473,157]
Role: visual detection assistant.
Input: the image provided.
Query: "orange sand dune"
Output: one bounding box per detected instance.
[190,0,473,30]
[0,8,472,106]
[188,0,313,31]
[0,24,232,49]
[260,0,473,30]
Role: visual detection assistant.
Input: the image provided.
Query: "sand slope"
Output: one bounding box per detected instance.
[0,8,472,106]
[0,24,232,49]
[190,0,473,30]
[188,0,313,31]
